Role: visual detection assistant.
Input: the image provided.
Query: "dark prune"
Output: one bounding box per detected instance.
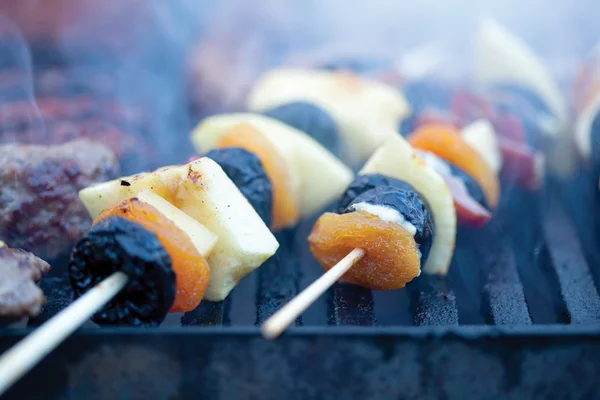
[448,163,488,210]
[205,148,273,226]
[336,174,414,213]
[344,186,434,263]
[69,217,176,326]
[263,101,341,155]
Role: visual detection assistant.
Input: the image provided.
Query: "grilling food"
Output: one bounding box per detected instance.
[408,124,500,210]
[262,101,342,156]
[94,192,216,313]
[70,217,177,326]
[212,124,298,230]
[191,113,353,220]
[310,134,456,282]
[0,242,51,319]
[79,157,279,302]
[0,138,119,260]
[205,148,273,227]
[246,68,410,166]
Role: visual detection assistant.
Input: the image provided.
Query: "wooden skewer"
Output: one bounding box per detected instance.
[261,248,366,340]
[0,271,128,396]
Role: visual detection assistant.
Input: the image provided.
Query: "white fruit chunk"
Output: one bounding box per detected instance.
[461,119,503,174]
[136,189,218,258]
[79,158,279,301]
[360,134,456,276]
[246,68,410,166]
[474,19,567,131]
[191,113,353,218]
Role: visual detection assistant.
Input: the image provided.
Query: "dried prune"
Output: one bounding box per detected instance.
[205,148,273,227]
[344,186,434,263]
[69,217,175,326]
[336,174,414,213]
[263,101,341,155]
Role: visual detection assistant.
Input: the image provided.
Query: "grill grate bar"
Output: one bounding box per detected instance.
[542,196,600,324]
[329,285,376,326]
[181,300,230,326]
[256,234,301,325]
[413,276,459,326]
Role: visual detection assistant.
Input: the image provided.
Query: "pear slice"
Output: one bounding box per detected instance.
[79,158,279,301]
[246,68,410,166]
[474,18,567,131]
[191,113,353,218]
[360,134,456,276]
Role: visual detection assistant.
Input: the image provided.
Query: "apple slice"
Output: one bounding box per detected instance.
[461,119,502,174]
[191,113,353,218]
[136,189,217,258]
[360,134,456,276]
[474,18,567,130]
[246,68,410,166]
[79,158,279,301]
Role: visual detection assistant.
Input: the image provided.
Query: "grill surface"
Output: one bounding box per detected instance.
[2,184,600,399]
[1,44,600,399]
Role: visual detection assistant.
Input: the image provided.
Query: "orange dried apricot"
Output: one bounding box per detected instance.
[214,123,299,230]
[409,124,500,209]
[94,199,210,313]
[308,211,421,290]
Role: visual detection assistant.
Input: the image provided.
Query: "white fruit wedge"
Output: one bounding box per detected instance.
[79,157,279,301]
[190,113,353,218]
[136,189,218,258]
[246,68,410,166]
[360,134,456,276]
[461,119,503,174]
[474,18,567,131]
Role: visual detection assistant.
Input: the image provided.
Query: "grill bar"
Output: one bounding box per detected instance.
[542,196,600,324]
[329,285,376,326]
[413,276,459,326]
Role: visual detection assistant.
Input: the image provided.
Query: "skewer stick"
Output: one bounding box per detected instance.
[261,248,366,340]
[0,271,128,396]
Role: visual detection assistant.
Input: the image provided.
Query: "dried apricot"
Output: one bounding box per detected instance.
[409,124,500,209]
[308,211,420,290]
[214,123,299,230]
[94,199,210,313]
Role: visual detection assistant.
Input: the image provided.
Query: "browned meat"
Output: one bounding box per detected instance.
[0,242,50,318]
[0,138,119,260]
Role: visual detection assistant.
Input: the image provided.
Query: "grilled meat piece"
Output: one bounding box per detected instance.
[0,242,51,318]
[0,138,119,260]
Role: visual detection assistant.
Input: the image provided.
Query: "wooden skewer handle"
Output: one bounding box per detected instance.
[0,271,128,396]
[261,248,366,340]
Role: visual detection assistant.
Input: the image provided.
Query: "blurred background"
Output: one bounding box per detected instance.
[0,0,597,169]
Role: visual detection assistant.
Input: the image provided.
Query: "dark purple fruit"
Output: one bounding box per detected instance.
[263,101,341,155]
[69,217,176,326]
[336,174,415,213]
[344,185,434,263]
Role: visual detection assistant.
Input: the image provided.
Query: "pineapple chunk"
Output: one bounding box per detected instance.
[360,134,456,276]
[246,68,410,166]
[79,158,279,301]
[191,113,353,218]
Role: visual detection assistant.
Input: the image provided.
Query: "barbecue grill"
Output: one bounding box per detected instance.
[1,2,600,399]
[1,184,599,399]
